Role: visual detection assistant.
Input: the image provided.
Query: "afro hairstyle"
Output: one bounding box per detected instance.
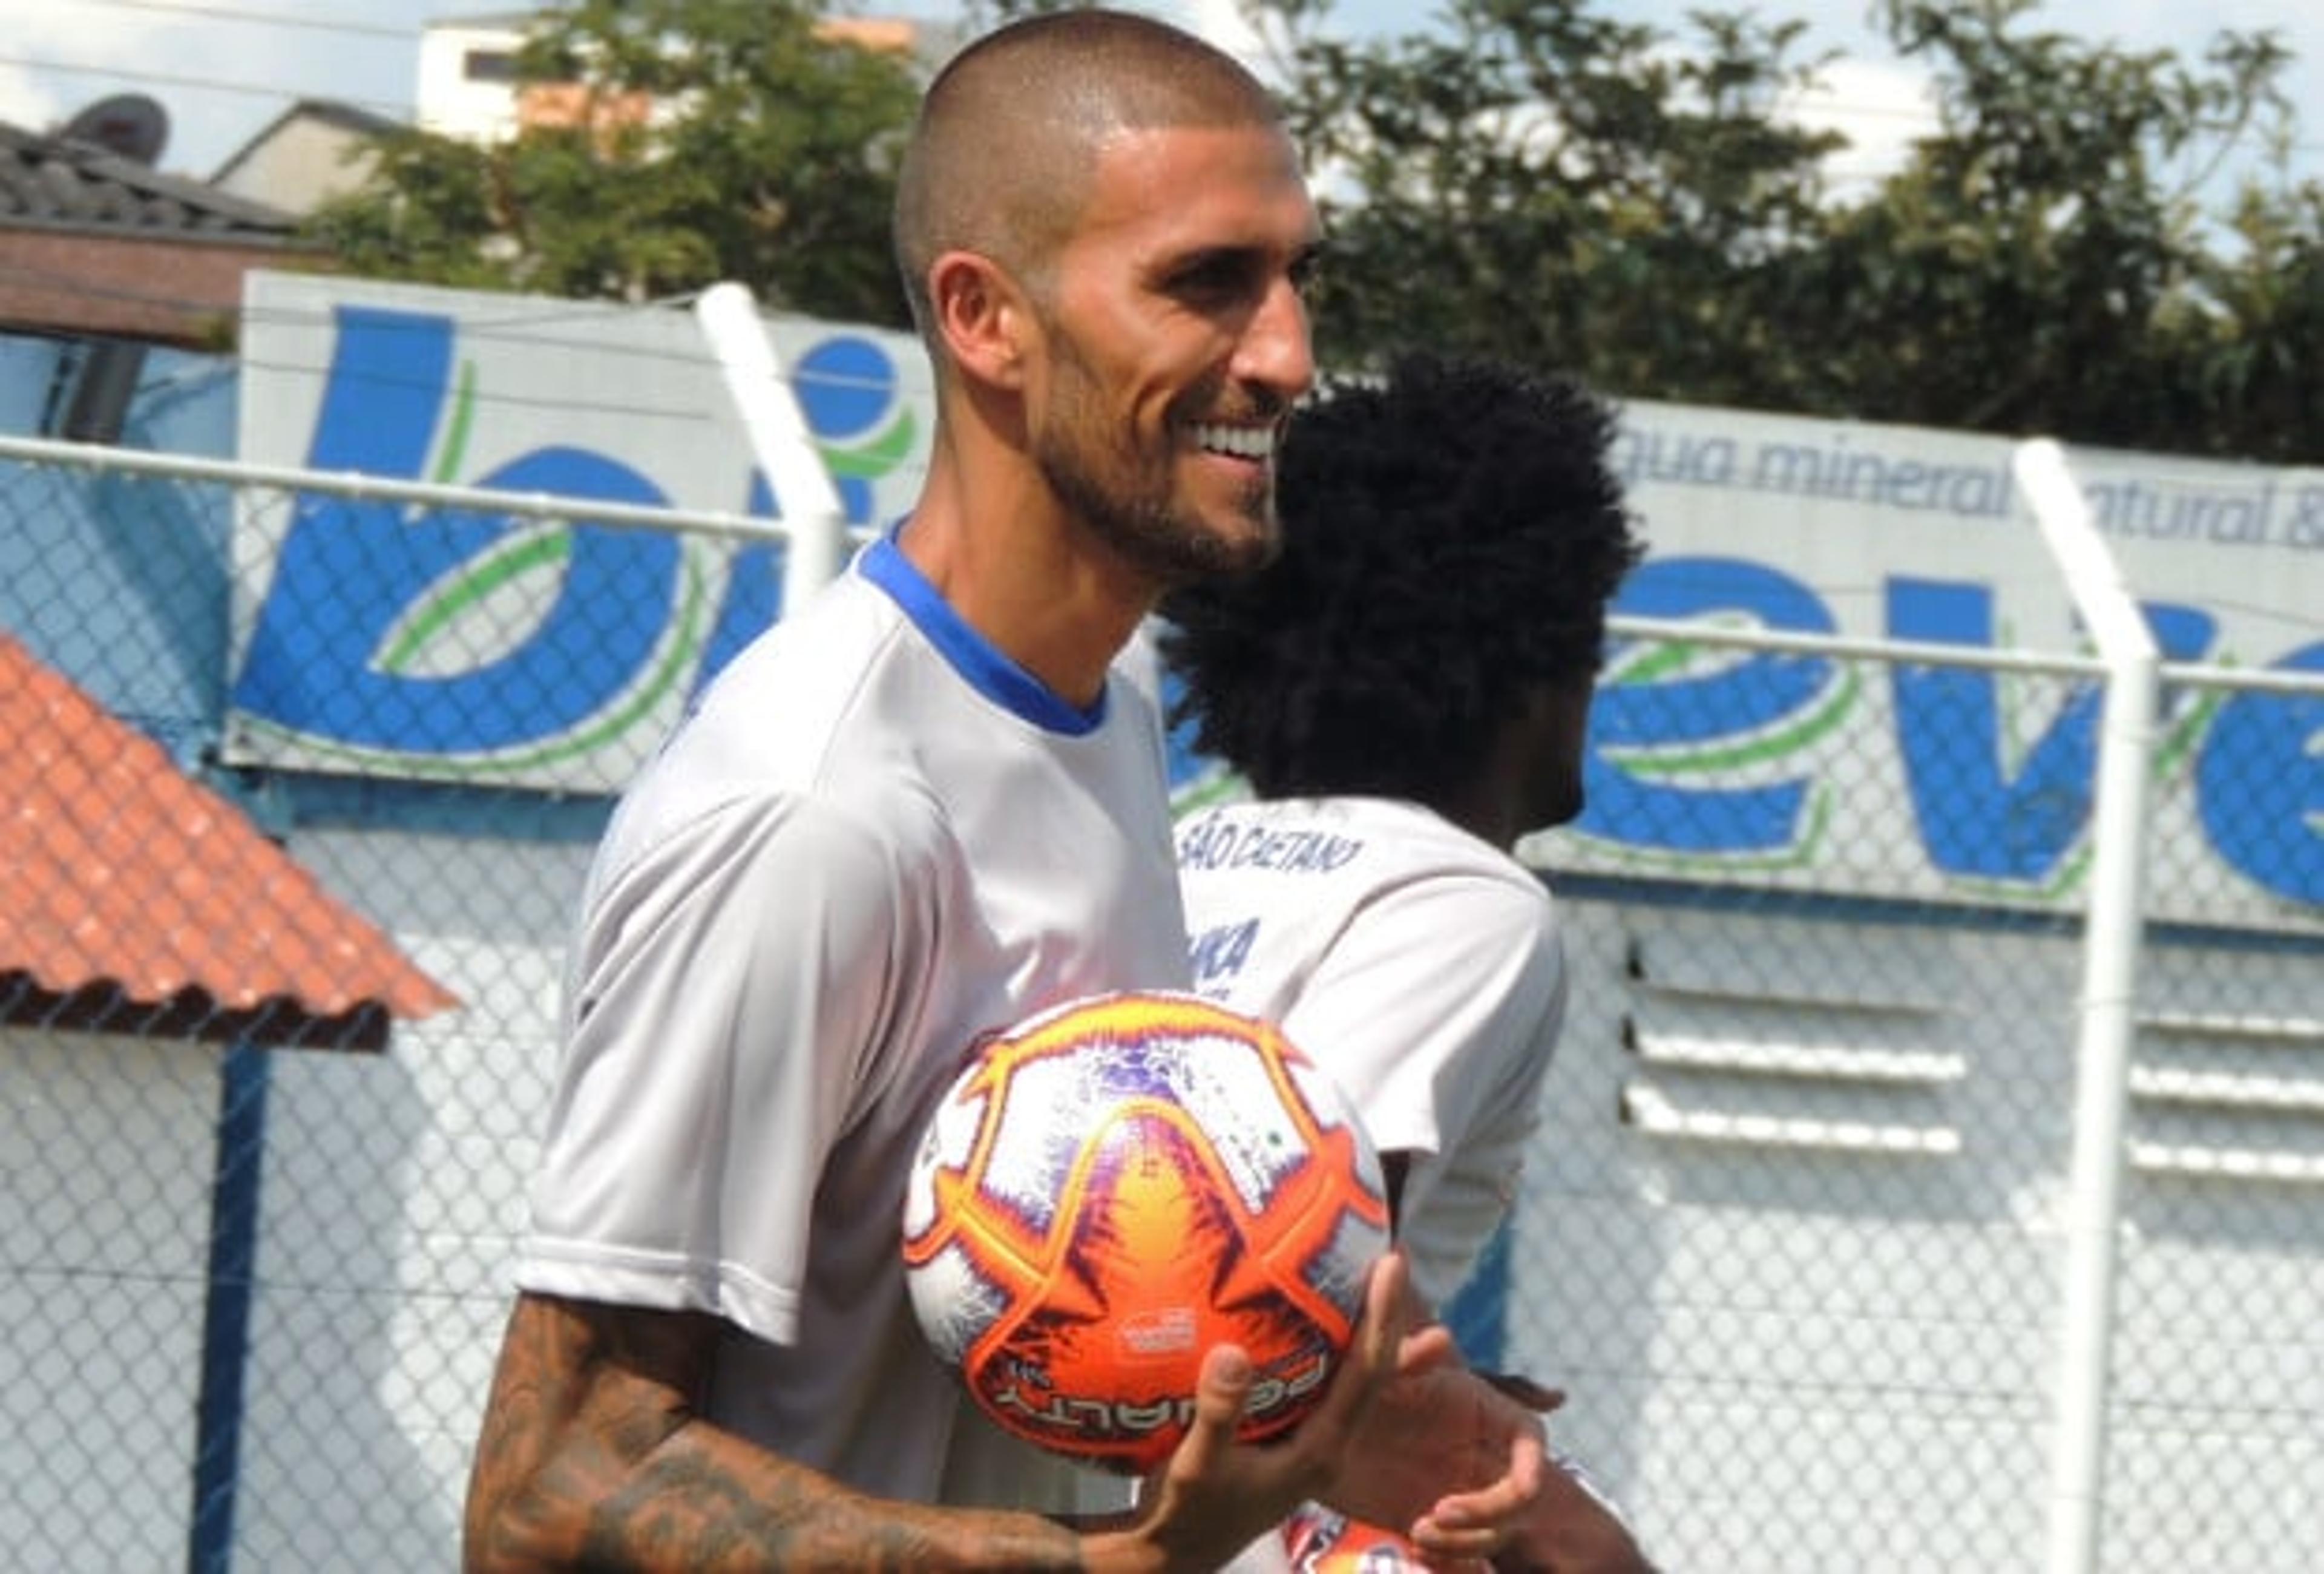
[1160,351,1643,806]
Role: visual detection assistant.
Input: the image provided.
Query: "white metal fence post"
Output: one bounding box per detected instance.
[693,281,849,618]
[2016,438,2162,1574]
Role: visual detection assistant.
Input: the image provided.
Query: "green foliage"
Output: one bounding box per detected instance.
[303,0,920,325]
[306,0,2324,459]
[1282,2,1845,408]
[1271,0,2324,461]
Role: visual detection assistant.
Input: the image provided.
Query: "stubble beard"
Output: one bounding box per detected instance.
[1043,442,1280,588]
[1034,340,1281,588]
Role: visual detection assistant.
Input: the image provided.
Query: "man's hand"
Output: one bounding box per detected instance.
[1315,1333,1656,1574]
[1416,1451,1658,1574]
[1313,1267,1551,1540]
[1408,1384,1657,1574]
[1322,1354,1549,1559]
[1085,1250,1451,1574]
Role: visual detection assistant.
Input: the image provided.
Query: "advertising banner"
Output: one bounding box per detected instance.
[228,272,2323,925]
[229,271,928,792]
[1571,402,2324,926]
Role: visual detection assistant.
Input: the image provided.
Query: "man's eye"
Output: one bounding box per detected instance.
[1172,258,1251,300]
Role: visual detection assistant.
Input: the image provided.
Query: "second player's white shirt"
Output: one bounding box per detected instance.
[1175,795,1568,1310]
[515,534,1187,1513]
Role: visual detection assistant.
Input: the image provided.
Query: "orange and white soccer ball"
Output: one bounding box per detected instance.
[901,989,1391,1474]
[1284,1504,1430,1572]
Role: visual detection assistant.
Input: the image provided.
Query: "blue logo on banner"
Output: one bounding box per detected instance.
[230,306,912,775]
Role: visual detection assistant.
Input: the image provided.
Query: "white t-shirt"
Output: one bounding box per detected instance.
[1175,795,1567,1310]
[516,534,1186,1513]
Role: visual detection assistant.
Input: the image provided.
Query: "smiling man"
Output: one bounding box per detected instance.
[459,12,1425,1574]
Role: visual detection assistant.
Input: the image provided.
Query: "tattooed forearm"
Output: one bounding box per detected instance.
[465,1293,623,1571]
[583,1443,1083,1572]
[463,1293,1091,1573]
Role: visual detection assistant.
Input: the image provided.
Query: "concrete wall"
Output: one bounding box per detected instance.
[1508,897,2324,1572]
[0,1031,217,1572]
[226,827,588,1569]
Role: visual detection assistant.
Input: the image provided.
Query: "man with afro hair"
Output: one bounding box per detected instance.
[1164,351,1652,1572]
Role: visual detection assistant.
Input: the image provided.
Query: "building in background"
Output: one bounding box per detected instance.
[0,110,306,441]
[0,106,304,349]
[412,7,955,145]
[209,99,404,218]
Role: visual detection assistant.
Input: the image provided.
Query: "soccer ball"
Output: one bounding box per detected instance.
[1284,1504,1429,1572]
[901,989,1391,1474]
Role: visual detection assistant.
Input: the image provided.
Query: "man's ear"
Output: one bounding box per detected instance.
[928,251,1033,392]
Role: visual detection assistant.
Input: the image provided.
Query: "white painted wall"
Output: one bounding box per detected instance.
[0,1030,217,1572]
[415,19,528,145]
[1509,899,2324,1572]
[228,828,586,1570]
[211,113,382,216]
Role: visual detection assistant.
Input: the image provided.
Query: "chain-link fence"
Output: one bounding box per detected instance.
[2,434,2319,1572]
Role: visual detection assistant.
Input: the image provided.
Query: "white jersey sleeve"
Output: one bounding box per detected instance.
[520,776,953,1346]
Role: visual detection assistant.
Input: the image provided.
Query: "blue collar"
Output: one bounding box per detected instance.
[858,530,1108,735]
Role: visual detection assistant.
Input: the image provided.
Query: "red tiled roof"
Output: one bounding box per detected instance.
[0,634,456,1050]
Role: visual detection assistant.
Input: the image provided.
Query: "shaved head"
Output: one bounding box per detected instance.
[893,8,1287,339]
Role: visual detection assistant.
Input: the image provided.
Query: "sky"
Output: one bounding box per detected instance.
[1,0,2319,189]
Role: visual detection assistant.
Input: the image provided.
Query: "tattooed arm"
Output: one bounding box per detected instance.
[462,1259,1430,1574]
[461,1293,1082,1571]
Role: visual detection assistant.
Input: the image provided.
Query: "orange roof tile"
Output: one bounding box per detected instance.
[0,634,456,1049]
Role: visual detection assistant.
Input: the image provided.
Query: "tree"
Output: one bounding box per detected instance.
[305,0,922,326]
[1243,0,2324,461]
[1799,1,2317,460]
[1268,0,1844,409]
[314,0,2324,460]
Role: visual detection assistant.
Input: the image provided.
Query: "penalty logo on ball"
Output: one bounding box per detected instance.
[901,989,1390,1473]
